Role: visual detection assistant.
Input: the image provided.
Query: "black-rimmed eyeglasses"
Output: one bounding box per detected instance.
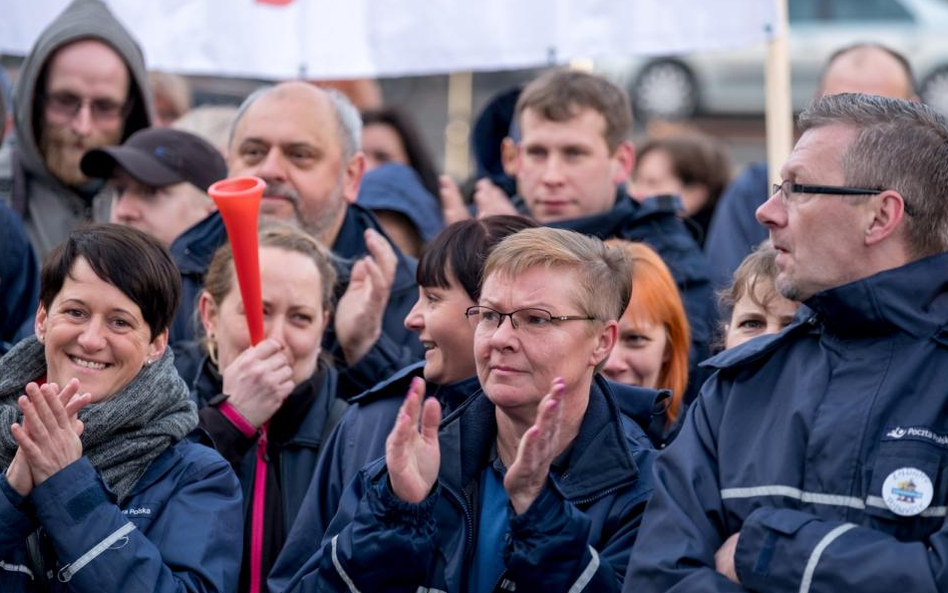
[465,305,596,333]
[771,181,914,216]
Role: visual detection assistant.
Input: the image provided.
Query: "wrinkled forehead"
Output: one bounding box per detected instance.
[233,85,340,147]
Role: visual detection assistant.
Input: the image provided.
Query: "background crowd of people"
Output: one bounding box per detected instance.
[3,0,948,592]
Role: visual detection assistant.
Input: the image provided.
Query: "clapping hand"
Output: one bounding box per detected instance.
[504,377,566,515]
[7,379,91,494]
[335,229,397,366]
[386,377,442,503]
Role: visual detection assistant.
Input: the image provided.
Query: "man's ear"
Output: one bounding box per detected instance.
[611,141,636,185]
[342,151,367,205]
[35,303,48,344]
[590,320,619,368]
[865,190,908,246]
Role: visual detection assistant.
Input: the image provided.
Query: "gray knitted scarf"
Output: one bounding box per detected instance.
[0,336,197,503]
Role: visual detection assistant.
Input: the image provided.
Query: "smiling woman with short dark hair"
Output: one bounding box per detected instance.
[0,223,242,593]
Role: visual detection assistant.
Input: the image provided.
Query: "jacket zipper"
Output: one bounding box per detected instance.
[440,482,475,588]
[571,481,632,507]
[249,423,269,593]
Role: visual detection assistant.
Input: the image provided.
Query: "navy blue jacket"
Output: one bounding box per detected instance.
[703,161,769,289]
[626,251,948,593]
[185,355,348,591]
[168,203,423,399]
[168,211,227,345]
[187,357,347,534]
[551,190,717,403]
[0,440,242,592]
[0,201,38,355]
[269,362,481,593]
[278,375,656,593]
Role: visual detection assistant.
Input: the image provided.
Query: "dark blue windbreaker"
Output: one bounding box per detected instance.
[278,375,656,593]
[269,361,482,593]
[626,251,948,593]
[0,440,242,592]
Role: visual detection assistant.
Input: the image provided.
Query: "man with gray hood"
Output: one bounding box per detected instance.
[0,0,153,259]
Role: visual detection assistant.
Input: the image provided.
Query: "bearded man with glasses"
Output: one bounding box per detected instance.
[279,227,658,593]
[0,0,153,259]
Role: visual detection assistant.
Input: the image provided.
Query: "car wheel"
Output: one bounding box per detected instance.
[920,66,948,117]
[631,60,699,121]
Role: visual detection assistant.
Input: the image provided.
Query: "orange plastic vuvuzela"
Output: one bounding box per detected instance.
[208,176,266,346]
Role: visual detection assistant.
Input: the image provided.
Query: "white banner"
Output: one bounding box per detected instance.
[0,0,776,79]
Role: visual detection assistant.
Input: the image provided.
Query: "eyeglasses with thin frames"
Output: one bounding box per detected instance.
[771,180,915,216]
[44,91,130,122]
[465,305,597,335]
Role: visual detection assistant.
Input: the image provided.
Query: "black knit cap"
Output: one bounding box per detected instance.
[81,127,227,192]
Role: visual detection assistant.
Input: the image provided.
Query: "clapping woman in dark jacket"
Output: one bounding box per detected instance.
[0,224,242,593]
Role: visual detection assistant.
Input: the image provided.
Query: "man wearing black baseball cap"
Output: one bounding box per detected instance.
[81,127,226,247]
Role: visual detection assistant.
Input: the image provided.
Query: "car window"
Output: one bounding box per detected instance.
[828,0,914,22]
[789,0,828,22]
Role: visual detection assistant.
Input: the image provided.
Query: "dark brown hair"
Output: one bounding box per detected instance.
[40,224,180,340]
[636,134,731,212]
[417,215,538,302]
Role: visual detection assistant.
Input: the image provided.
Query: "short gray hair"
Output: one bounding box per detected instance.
[798,93,948,258]
[228,84,362,161]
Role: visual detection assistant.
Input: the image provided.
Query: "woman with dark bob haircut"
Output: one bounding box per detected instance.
[0,224,242,593]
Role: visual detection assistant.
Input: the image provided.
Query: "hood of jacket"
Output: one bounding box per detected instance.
[12,0,153,185]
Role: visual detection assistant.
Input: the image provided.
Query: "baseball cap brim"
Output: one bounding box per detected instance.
[81,145,184,188]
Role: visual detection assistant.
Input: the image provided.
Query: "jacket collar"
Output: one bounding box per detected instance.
[191,354,338,448]
[169,211,227,275]
[127,441,181,497]
[804,251,948,339]
[547,188,678,239]
[271,363,339,447]
[437,376,639,501]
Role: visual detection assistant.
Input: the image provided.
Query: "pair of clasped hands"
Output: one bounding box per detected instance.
[6,379,91,497]
[386,376,567,515]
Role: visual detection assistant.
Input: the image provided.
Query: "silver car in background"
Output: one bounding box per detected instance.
[596,0,948,119]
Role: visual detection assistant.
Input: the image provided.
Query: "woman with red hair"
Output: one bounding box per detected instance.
[603,241,690,443]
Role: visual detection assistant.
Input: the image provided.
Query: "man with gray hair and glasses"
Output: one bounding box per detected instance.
[626,92,948,593]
